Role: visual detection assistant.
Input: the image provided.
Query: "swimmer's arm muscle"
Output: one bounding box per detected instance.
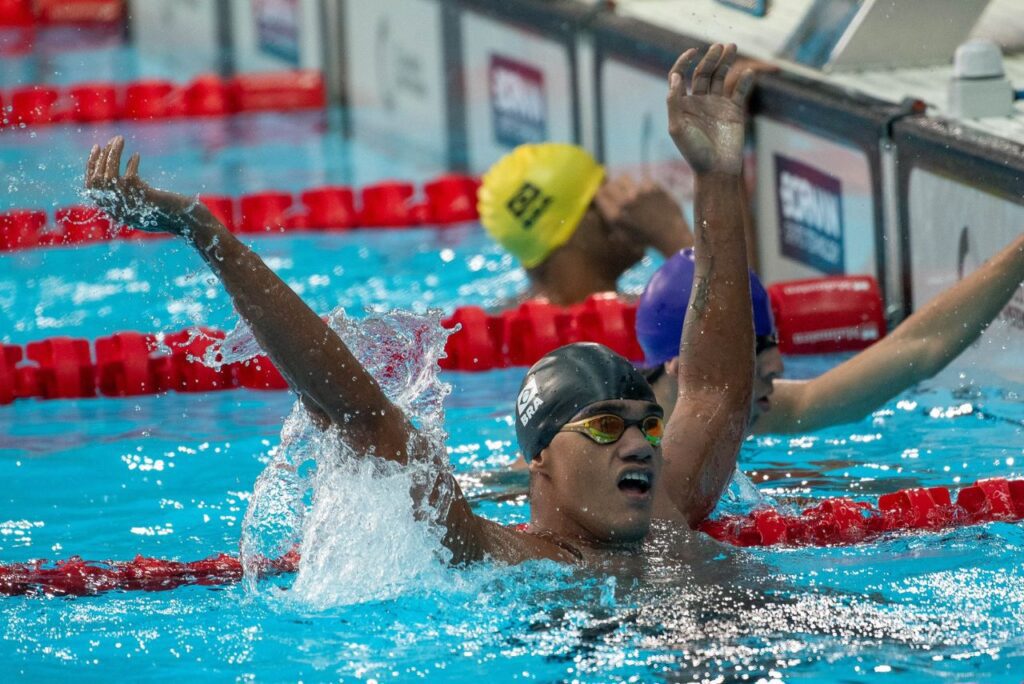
[655,45,755,527]
[659,173,753,526]
[84,136,412,462]
[84,137,557,566]
[755,231,1024,434]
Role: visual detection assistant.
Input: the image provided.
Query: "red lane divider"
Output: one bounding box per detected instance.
[0,327,287,404]
[441,293,645,372]
[768,276,886,355]
[0,275,888,405]
[699,477,1024,547]
[0,70,325,129]
[0,174,481,252]
[0,549,298,597]
[4,478,1022,596]
[33,0,123,25]
[1,0,124,57]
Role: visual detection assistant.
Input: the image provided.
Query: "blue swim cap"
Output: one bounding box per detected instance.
[636,249,776,367]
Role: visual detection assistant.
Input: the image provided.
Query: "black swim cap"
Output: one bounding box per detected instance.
[514,342,656,459]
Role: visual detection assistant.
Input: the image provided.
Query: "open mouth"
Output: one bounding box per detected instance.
[617,470,653,496]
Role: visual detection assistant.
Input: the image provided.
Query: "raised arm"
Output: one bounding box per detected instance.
[758,231,1024,435]
[84,137,531,564]
[653,45,756,527]
[86,137,413,459]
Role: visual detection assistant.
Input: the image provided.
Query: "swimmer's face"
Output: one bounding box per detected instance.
[750,347,784,422]
[533,399,662,545]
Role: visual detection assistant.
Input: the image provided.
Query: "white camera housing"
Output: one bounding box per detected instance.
[948,40,1015,118]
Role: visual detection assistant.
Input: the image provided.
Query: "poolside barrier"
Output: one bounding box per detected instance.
[2,478,1021,597]
[0,280,887,405]
[0,70,325,128]
[0,174,482,251]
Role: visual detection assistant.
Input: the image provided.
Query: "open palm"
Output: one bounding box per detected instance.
[667,44,753,176]
[84,136,205,235]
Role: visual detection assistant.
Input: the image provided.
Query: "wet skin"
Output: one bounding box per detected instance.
[750,346,784,423]
[530,399,664,547]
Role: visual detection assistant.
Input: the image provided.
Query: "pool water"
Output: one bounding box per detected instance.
[2,56,1024,684]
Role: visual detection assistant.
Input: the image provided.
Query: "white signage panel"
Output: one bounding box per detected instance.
[342,0,448,184]
[230,0,323,73]
[460,10,574,174]
[130,0,222,80]
[754,116,876,283]
[598,57,694,210]
[908,167,1024,325]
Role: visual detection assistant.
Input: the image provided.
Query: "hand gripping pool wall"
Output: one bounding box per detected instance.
[894,117,1024,381]
[339,0,452,186]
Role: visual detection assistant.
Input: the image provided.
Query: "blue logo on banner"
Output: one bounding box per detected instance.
[254,0,300,66]
[489,55,547,148]
[775,154,845,274]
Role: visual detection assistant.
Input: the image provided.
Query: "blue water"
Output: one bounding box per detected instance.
[2,39,1024,684]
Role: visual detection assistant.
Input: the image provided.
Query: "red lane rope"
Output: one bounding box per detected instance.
[0,550,298,597]
[0,175,480,253]
[0,0,124,30]
[0,274,888,404]
[699,477,1024,547]
[0,70,325,130]
[0,293,646,403]
[3,478,1021,596]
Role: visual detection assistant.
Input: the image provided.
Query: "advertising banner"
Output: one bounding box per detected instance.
[598,57,694,209]
[489,55,548,148]
[754,116,876,284]
[774,154,845,275]
[342,0,449,185]
[253,0,300,65]
[460,9,575,174]
[908,168,1024,330]
[230,0,321,72]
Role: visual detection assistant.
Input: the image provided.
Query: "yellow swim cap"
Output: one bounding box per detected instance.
[478,143,604,268]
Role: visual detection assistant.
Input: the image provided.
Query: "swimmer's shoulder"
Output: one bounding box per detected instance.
[472,517,582,564]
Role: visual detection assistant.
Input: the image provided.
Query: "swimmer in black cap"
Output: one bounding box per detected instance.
[84,44,755,562]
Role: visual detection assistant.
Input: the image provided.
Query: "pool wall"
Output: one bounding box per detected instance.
[23,0,1024,360]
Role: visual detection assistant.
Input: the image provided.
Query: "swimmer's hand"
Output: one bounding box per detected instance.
[667,44,754,176]
[84,136,214,236]
[594,175,693,257]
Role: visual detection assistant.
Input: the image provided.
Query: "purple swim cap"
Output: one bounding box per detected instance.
[636,248,776,367]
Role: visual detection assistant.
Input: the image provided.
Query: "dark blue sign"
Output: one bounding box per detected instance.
[489,55,547,148]
[775,154,845,275]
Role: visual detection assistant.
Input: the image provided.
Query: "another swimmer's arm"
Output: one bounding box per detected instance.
[756,231,1024,435]
[594,175,694,257]
[654,45,756,528]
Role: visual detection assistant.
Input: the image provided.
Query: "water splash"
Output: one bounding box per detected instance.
[716,467,779,516]
[234,306,458,607]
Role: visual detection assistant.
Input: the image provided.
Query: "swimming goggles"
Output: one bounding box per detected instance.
[756,333,779,355]
[559,414,664,447]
